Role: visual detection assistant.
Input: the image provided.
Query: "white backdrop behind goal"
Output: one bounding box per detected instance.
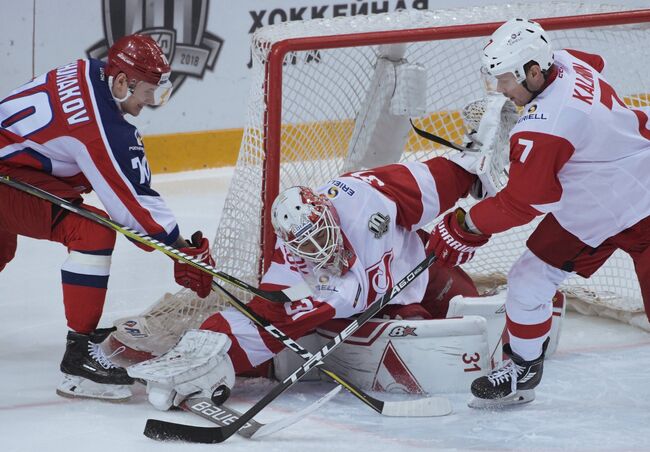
[128,3,650,351]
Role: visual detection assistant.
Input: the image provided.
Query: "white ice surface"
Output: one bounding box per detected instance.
[1,168,650,452]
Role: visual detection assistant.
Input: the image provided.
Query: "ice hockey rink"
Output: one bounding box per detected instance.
[2,168,650,452]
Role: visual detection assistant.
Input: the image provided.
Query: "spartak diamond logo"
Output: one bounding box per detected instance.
[372,341,424,394]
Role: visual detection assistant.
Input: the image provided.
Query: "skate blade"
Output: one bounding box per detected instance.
[57,374,132,403]
[468,389,535,409]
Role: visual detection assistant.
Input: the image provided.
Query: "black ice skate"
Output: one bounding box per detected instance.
[469,338,549,409]
[57,328,134,402]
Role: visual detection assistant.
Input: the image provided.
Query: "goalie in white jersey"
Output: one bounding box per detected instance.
[203,159,481,371]
[129,154,491,411]
[428,18,650,407]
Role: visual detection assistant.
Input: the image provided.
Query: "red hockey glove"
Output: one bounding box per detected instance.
[427,208,490,267]
[174,231,214,298]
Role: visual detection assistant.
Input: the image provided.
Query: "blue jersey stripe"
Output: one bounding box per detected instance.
[61,270,109,289]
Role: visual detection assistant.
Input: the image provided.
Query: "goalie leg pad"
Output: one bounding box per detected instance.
[128,330,235,411]
[305,316,489,394]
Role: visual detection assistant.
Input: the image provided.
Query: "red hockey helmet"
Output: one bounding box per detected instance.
[106,34,173,105]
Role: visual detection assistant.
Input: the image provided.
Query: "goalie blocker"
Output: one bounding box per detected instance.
[274,290,565,394]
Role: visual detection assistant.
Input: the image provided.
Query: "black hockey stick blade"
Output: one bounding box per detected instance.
[409,119,474,153]
[144,419,233,443]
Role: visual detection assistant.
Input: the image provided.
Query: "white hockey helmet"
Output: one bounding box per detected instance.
[271,186,344,272]
[481,18,554,83]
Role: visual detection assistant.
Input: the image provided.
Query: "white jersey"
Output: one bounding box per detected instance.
[470,49,650,247]
[268,175,429,318]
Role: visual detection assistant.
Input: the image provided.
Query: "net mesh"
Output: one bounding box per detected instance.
[133,3,650,346]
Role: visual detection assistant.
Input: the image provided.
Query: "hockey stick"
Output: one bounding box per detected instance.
[410,119,474,153]
[143,252,439,443]
[211,280,451,417]
[409,119,510,182]
[180,385,342,440]
[0,174,310,303]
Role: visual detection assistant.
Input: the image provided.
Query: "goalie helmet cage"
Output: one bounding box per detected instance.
[131,4,650,350]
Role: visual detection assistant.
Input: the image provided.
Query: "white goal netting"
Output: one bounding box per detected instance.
[117,3,650,353]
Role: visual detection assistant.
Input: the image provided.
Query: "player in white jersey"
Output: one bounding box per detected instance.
[427,18,650,407]
[128,156,487,411]
[0,34,214,401]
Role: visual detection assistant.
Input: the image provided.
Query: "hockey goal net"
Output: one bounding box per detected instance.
[116,3,650,355]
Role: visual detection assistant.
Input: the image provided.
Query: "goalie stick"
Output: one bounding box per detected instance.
[0,174,310,304]
[143,252,439,443]
[410,119,474,153]
[178,385,342,440]
[211,280,452,417]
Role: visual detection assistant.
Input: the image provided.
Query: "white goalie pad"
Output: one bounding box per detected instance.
[274,316,490,394]
[446,289,566,368]
[273,333,324,383]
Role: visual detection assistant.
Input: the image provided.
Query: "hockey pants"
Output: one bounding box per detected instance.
[0,166,115,333]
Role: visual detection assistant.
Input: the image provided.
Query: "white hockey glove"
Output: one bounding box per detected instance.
[448,94,518,199]
[127,329,235,411]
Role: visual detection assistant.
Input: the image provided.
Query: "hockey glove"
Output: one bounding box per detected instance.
[127,330,235,411]
[174,231,214,298]
[427,208,490,267]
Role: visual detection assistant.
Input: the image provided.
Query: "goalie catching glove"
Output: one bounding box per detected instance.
[127,330,235,411]
[449,94,518,199]
[427,208,490,266]
[174,231,214,298]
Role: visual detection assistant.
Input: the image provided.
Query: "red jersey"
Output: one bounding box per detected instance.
[0,59,178,243]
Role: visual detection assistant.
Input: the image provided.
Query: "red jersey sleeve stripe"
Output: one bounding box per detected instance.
[421,157,474,214]
[362,162,424,229]
[469,131,574,234]
[506,313,553,340]
[199,312,256,374]
[566,49,605,73]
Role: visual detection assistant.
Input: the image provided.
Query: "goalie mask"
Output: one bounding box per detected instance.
[481,18,553,91]
[271,186,345,273]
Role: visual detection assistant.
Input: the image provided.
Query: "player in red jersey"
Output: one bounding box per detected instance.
[0,34,213,401]
[427,18,650,407]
